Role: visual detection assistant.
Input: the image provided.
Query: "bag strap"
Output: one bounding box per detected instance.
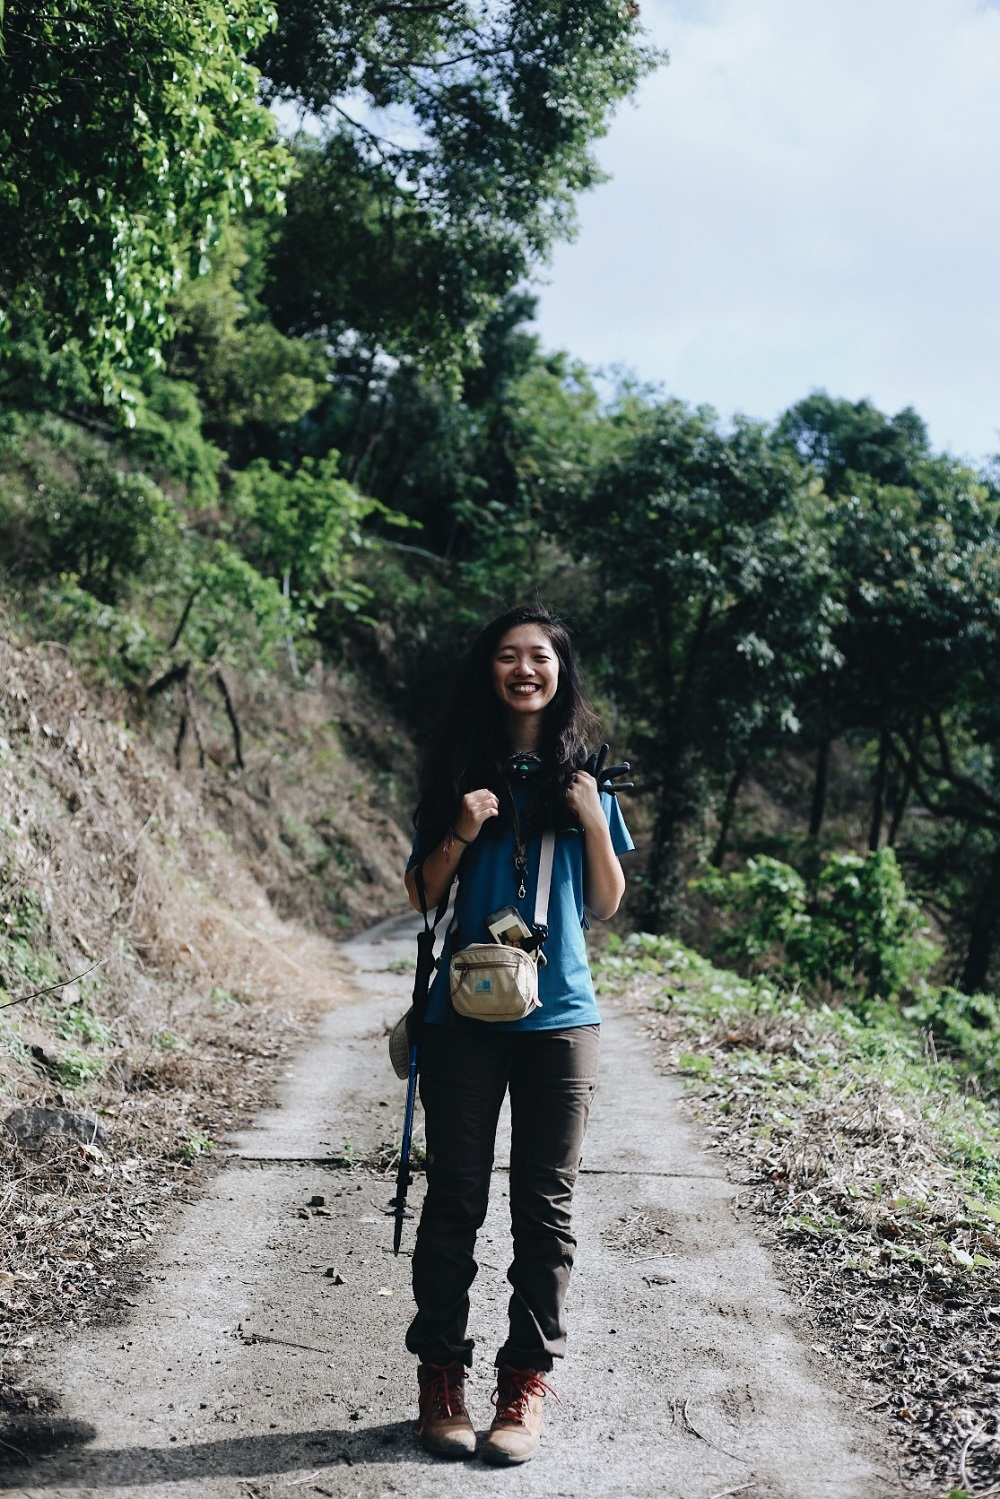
[417,822,555,960]
[410,861,454,1034]
[533,829,556,930]
[414,859,453,934]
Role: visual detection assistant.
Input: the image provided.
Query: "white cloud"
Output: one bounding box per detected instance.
[532,0,1000,462]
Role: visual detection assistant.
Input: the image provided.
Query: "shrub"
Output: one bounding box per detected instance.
[697,848,938,1001]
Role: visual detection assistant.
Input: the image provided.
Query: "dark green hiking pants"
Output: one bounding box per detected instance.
[405,1021,600,1371]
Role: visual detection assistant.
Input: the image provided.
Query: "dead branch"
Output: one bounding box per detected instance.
[167,589,200,653]
[173,702,187,770]
[146,658,191,699]
[0,959,104,1013]
[211,667,245,771]
[183,674,206,771]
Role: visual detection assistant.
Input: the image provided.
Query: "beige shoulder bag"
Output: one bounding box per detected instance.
[449,830,555,1023]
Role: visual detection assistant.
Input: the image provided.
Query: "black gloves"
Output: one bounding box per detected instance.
[582,743,634,797]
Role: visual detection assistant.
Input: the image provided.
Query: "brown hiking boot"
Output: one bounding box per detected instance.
[417,1361,476,1459]
[482,1365,556,1466]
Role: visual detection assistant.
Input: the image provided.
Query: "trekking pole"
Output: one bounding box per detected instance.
[387,870,442,1255]
[391,1041,419,1255]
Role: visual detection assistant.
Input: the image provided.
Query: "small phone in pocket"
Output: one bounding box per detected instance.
[486,905,533,948]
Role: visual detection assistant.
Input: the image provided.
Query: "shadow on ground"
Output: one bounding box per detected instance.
[0,1419,421,1489]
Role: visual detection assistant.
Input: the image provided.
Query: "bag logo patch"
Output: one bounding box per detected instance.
[474,978,493,994]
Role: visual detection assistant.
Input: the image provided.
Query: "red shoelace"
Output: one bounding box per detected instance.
[418,1363,468,1433]
[491,1367,558,1424]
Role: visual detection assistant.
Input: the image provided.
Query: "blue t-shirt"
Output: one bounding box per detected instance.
[408,786,634,1031]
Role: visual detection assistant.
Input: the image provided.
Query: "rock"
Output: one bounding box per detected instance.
[3,1107,106,1151]
[324,1268,345,1284]
[308,1194,327,1207]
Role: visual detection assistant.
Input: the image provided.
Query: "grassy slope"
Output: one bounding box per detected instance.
[0,628,411,1415]
[597,935,1000,1499]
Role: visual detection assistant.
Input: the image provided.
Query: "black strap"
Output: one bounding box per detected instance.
[410,860,455,1043]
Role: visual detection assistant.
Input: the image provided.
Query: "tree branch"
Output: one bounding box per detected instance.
[211,667,245,772]
[146,659,191,699]
[0,959,104,1014]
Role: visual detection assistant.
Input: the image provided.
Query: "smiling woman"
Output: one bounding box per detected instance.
[399,604,633,1464]
[491,626,561,729]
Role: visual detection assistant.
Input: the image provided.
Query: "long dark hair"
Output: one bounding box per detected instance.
[413,605,599,842]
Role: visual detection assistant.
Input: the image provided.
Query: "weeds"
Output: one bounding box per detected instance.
[597,932,1000,1494]
[47,1046,107,1090]
[179,1131,215,1161]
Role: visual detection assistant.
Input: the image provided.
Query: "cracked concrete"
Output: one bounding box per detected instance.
[2,910,903,1498]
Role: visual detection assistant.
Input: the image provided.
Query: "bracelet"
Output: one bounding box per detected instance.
[442,826,475,858]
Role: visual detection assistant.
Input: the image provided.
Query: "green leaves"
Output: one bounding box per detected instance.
[232,453,402,622]
[257,1,663,378]
[698,849,938,1002]
[0,0,292,410]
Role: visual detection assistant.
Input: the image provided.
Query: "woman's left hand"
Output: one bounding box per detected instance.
[565,768,605,832]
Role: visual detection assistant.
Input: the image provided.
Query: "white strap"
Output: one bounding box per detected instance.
[533,830,556,929]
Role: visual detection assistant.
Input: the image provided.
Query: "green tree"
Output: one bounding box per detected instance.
[232,453,398,624]
[777,394,1000,989]
[774,392,930,494]
[257,1,662,378]
[164,221,325,456]
[567,401,835,928]
[698,848,936,1002]
[0,0,290,412]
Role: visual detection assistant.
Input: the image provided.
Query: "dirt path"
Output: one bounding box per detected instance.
[2,912,904,1499]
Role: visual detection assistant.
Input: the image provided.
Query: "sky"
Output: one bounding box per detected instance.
[531,0,1000,465]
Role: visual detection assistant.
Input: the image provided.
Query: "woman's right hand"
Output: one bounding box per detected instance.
[454,788,500,843]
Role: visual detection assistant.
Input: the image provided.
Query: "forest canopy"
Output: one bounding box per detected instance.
[2,1,1000,1000]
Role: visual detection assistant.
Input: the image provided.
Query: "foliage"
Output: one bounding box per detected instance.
[563,400,837,924]
[43,1003,116,1050]
[258,2,663,377]
[127,375,225,506]
[697,849,938,1001]
[0,405,410,680]
[0,0,290,410]
[180,1130,216,1160]
[231,453,408,625]
[903,985,1000,1096]
[774,391,930,494]
[46,1044,107,1089]
[166,221,324,443]
[828,464,1000,728]
[0,880,58,1000]
[596,930,1000,1190]
[0,415,181,603]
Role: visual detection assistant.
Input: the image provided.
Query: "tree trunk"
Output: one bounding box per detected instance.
[710,757,749,868]
[642,753,694,932]
[960,843,1000,994]
[282,572,300,679]
[808,736,831,839]
[868,728,889,851]
[887,760,914,846]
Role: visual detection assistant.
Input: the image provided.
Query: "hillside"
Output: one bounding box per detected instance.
[0,627,412,1409]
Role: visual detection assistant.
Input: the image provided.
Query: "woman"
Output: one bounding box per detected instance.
[403,604,633,1465]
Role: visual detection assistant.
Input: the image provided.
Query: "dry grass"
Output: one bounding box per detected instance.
[0,633,397,1414]
[602,942,1000,1497]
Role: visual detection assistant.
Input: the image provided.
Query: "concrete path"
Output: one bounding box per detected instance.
[2,911,903,1498]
